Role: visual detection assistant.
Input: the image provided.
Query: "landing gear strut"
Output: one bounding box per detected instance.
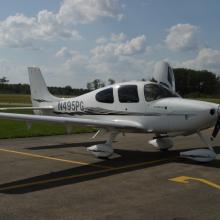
[180,131,217,162]
[87,132,118,158]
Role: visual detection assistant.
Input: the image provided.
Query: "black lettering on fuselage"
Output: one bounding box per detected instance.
[57,100,84,112]
[75,101,80,111]
[58,102,63,111]
[80,101,84,111]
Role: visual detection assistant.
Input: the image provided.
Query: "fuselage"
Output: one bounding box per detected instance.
[38,81,219,135]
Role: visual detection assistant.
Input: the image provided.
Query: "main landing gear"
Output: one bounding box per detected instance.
[87,130,217,162]
[148,137,173,151]
[87,131,118,158]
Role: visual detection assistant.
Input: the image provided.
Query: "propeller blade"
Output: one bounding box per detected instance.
[212,118,220,138]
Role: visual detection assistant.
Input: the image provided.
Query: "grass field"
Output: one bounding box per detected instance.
[0,94,31,104]
[0,94,219,139]
[0,119,96,139]
[0,94,95,139]
[195,98,220,104]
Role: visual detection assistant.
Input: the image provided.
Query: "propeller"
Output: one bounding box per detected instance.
[212,117,220,138]
[212,106,220,139]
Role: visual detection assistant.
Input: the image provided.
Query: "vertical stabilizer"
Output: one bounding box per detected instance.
[153,61,176,92]
[28,67,59,107]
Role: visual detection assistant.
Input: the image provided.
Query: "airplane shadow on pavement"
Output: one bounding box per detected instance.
[0,142,219,194]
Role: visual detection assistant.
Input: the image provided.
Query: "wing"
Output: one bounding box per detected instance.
[0,112,144,131]
[0,106,53,111]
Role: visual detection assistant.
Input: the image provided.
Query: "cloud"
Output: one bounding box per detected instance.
[0,0,123,49]
[64,52,88,70]
[111,32,127,42]
[115,35,146,55]
[165,23,199,52]
[57,0,123,24]
[87,54,155,82]
[55,47,76,58]
[55,47,88,71]
[95,32,127,45]
[91,34,146,58]
[96,37,108,45]
[182,48,220,72]
[37,10,81,40]
[54,34,153,85]
[0,12,81,49]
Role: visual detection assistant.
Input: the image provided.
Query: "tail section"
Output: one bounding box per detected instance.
[28,67,59,107]
[153,61,176,92]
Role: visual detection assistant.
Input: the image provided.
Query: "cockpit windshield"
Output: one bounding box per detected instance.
[144,84,177,102]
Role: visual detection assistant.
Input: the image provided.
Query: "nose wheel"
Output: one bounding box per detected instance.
[180,131,217,162]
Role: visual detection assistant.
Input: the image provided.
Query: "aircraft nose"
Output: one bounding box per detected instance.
[210,105,220,117]
[209,108,216,116]
[206,105,220,117]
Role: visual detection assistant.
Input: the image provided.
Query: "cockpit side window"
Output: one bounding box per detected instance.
[96,87,114,103]
[118,85,139,103]
[144,84,177,102]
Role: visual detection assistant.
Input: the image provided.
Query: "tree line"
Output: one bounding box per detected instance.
[174,68,220,97]
[87,69,220,97]
[87,78,115,90]
[0,83,89,96]
[0,68,219,97]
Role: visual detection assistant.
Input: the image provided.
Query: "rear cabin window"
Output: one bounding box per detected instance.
[96,88,114,103]
[144,84,177,102]
[118,85,139,103]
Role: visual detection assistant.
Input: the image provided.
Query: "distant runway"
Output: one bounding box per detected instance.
[0,131,219,220]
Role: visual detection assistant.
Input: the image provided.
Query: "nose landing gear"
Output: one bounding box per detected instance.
[180,131,217,162]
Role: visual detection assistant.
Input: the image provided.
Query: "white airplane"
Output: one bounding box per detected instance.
[0,61,219,162]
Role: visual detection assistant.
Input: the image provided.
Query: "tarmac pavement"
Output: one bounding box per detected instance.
[0,131,219,220]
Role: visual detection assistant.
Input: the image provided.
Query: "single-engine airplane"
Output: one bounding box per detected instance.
[0,61,219,162]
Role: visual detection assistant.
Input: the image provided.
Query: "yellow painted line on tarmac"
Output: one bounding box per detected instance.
[0,148,112,169]
[0,158,170,191]
[169,176,220,190]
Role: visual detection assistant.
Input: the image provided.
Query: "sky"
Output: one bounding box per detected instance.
[0,0,220,88]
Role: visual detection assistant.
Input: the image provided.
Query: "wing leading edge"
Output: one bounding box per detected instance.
[0,106,53,111]
[0,112,144,131]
